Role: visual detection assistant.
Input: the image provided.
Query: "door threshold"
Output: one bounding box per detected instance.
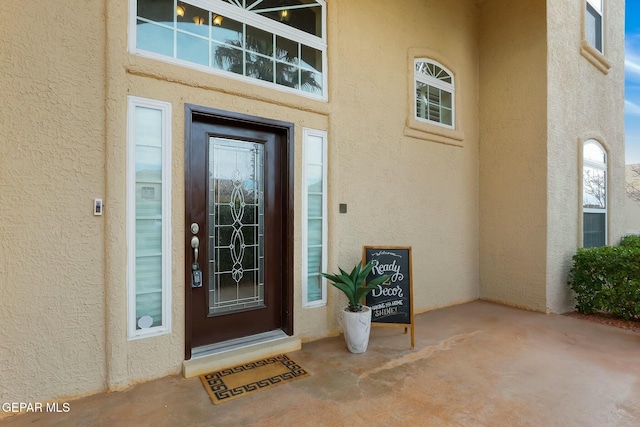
[183,330,301,378]
[192,330,289,359]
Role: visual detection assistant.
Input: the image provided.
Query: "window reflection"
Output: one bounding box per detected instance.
[582,167,606,209]
[252,0,323,37]
[584,141,606,163]
[582,139,607,248]
[135,0,324,97]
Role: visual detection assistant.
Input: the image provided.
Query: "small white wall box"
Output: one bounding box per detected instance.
[94,199,103,216]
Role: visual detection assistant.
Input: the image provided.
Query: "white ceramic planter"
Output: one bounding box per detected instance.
[342,306,372,353]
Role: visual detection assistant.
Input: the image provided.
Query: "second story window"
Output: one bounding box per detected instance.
[414,59,454,129]
[586,0,603,53]
[132,0,327,99]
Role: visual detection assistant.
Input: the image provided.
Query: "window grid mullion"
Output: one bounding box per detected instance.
[188,0,325,47]
[133,0,326,99]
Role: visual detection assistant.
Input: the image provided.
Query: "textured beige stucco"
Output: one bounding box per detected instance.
[0,0,107,404]
[478,0,625,314]
[478,0,548,311]
[546,0,626,312]
[320,0,481,332]
[0,0,627,407]
[625,165,640,234]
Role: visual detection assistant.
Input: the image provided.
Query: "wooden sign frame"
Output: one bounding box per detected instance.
[363,246,415,349]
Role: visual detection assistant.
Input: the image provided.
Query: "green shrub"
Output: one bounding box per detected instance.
[620,234,640,249]
[568,244,640,320]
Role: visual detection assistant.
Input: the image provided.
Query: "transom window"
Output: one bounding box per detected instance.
[131,0,326,99]
[414,59,454,128]
[582,140,607,248]
[586,0,603,53]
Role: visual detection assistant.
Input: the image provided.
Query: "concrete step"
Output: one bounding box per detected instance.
[182,331,302,378]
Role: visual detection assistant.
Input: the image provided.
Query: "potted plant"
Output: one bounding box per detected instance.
[321,261,390,353]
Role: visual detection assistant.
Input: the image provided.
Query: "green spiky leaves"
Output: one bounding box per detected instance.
[321,261,391,312]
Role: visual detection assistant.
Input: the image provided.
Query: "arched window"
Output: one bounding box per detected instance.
[414,59,454,128]
[582,140,607,247]
[132,0,327,99]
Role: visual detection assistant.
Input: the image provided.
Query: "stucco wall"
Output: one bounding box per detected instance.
[478,0,548,311]
[106,0,482,395]
[323,0,480,326]
[625,165,640,234]
[106,0,481,365]
[3,0,625,407]
[101,1,334,390]
[546,0,626,312]
[0,0,107,404]
[625,199,640,235]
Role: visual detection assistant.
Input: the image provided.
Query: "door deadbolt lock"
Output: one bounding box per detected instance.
[190,222,199,234]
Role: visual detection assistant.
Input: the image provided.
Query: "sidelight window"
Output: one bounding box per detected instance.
[127,96,172,339]
[302,128,327,307]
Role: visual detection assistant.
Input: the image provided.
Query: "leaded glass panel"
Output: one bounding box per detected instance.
[208,138,265,315]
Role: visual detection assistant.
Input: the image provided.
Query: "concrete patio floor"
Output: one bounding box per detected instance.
[2,301,639,427]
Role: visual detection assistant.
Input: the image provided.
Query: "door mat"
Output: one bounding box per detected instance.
[199,354,310,404]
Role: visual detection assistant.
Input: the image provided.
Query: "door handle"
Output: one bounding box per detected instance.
[191,236,199,264]
[190,223,202,289]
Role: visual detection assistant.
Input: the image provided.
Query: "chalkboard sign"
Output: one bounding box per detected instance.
[363,246,414,348]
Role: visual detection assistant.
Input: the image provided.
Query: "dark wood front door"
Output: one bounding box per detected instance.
[185,105,293,358]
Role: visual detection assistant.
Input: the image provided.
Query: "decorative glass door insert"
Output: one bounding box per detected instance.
[208,137,264,315]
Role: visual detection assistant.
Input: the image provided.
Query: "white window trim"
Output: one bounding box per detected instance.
[580,0,609,74]
[302,128,328,308]
[582,140,608,247]
[127,96,173,340]
[404,49,465,146]
[585,0,604,53]
[587,0,602,14]
[128,0,328,101]
[414,59,455,130]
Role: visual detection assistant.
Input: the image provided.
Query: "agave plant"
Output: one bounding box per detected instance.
[321,261,390,312]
